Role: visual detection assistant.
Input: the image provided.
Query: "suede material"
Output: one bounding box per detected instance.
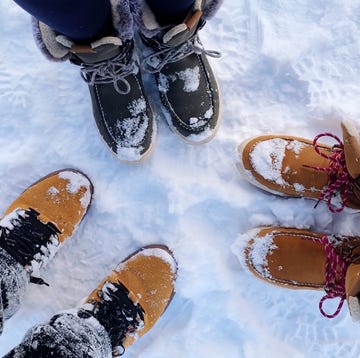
[85,246,177,348]
[245,227,327,289]
[346,263,360,298]
[239,133,360,210]
[4,170,93,243]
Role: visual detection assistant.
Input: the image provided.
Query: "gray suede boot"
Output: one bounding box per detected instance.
[137,0,221,144]
[66,36,155,163]
[32,10,155,163]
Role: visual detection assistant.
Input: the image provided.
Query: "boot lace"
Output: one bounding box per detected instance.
[81,280,145,356]
[0,208,60,285]
[141,26,221,74]
[304,132,355,213]
[80,46,137,95]
[310,235,350,318]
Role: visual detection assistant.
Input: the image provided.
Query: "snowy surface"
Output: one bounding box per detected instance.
[2,0,360,357]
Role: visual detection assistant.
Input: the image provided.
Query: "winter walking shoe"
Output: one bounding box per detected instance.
[32,17,155,163]
[67,36,156,163]
[238,120,360,212]
[139,0,221,144]
[0,169,93,330]
[1,168,93,274]
[79,245,177,355]
[243,226,360,319]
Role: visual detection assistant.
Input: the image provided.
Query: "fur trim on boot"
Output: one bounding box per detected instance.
[132,0,223,38]
[31,0,135,61]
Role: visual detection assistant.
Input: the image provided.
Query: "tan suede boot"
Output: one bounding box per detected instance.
[244,226,360,319]
[0,169,93,278]
[238,120,360,212]
[81,245,177,356]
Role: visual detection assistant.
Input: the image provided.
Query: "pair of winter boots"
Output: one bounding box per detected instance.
[0,169,177,355]
[238,119,360,319]
[34,0,220,163]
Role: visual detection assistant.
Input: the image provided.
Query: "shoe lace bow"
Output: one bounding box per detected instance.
[82,280,145,356]
[305,132,355,213]
[80,51,137,95]
[317,235,350,318]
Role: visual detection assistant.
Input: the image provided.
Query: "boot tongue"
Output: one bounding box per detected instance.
[56,35,123,64]
[162,10,203,46]
[345,263,360,320]
[341,120,360,179]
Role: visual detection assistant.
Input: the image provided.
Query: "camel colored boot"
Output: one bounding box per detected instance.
[0,169,93,332]
[238,120,360,212]
[79,245,177,356]
[243,226,360,319]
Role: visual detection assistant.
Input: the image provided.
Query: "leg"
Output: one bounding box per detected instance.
[0,170,93,334]
[3,312,112,357]
[0,248,29,334]
[4,246,177,356]
[146,0,195,24]
[13,0,112,42]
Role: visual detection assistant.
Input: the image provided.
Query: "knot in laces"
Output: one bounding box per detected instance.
[307,132,355,213]
[318,235,350,318]
[0,208,60,286]
[142,32,221,74]
[80,51,137,95]
[84,281,145,356]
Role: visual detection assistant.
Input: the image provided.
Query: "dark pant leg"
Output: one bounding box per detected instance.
[146,0,195,24]
[4,311,112,357]
[13,0,113,42]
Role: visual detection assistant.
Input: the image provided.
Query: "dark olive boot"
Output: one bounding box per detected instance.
[139,0,221,144]
[31,19,155,163]
[65,36,156,163]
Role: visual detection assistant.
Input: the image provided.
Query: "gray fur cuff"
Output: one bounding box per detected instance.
[132,0,223,38]
[32,0,135,61]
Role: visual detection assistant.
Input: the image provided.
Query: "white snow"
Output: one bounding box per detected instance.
[250,138,287,185]
[2,0,360,357]
[58,170,92,208]
[176,66,200,93]
[247,232,277,279]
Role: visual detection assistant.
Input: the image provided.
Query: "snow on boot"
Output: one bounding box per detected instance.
[32,7,155,163]
[139,0,221,144]
[242,226,360,320]
[3,311,112,357]
[238,120,360,212]
[69,37,155,163]
[79,245,177,355]
[0,169,93,331]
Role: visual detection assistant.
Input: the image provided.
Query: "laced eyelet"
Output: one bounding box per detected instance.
[303,132,355,213]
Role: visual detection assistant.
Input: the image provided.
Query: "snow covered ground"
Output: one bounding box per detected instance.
[2,0,360,356]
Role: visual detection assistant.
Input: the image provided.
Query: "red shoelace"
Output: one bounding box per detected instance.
[305,132,355,213]
[317,234,350,318]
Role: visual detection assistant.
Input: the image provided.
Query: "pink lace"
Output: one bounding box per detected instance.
[305,132,355,213]
[317,235,350,318]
